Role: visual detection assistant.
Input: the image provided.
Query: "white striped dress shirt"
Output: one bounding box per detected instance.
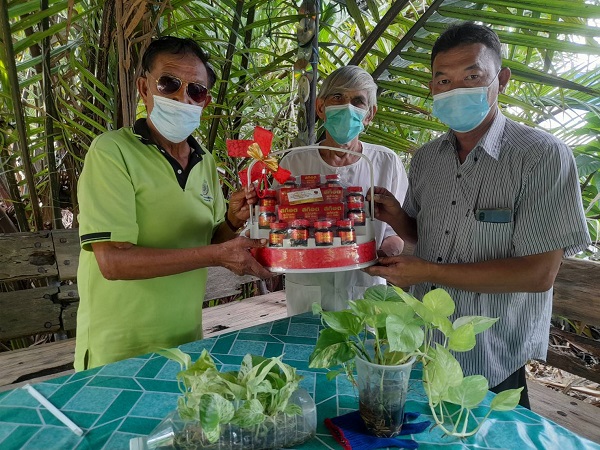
[404,111,591,387]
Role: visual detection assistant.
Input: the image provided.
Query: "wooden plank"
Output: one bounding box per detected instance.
[0,232,57,281]
[57,283,79,302]
[0,287,61,340]
[203,290,286,337]
[550,327,600,357]
[546,349,600,385]
[51,229,79,281]
[0,339,75,387]
[529,379,600,444]
[553,258,600,328]
[61,303,78,331]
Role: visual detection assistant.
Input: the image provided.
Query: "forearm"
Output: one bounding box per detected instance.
[211,208,247,244]
[366,249,564,293]
[391,210,418,245]
[92,242,223,280]
[427,250,564,293]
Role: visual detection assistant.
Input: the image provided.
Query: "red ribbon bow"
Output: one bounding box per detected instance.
[226,127,291,193]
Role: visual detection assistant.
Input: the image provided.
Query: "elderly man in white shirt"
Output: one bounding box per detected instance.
[279,65,408,315]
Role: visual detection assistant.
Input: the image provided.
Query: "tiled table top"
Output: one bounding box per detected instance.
[0,313,598,450]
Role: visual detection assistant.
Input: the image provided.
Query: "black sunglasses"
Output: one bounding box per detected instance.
[152,74,209,104]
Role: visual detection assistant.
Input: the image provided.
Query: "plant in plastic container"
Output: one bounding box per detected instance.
[309,285,522,438]
[142,349,316,450]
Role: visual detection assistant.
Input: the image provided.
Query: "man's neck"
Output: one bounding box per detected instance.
[319,136,362,167]
[147,120,191,167]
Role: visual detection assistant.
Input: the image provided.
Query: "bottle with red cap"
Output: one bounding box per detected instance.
[314,219,334,246]
[290,219,310,246]
[347,201,366,226]
[336,219,356,245]
[269,222,288,247]
[346,186,364,203]
[258,206,277,228]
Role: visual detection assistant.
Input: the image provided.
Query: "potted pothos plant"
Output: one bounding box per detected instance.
[308,285,523,438]
[142,349,316,450]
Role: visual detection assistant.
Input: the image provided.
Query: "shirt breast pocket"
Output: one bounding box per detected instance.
[473,220,514,261]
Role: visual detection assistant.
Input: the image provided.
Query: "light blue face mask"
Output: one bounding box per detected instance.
[323,104,368,145]
[149,95,203,143]
[431,72,499,133]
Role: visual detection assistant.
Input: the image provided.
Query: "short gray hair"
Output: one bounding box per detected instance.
[317,65,378,109]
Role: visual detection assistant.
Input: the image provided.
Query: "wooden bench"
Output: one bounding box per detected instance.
[0,229,286,388]
[528,257,600,443]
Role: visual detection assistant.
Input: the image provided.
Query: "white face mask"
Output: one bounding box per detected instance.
[149,95,203,143]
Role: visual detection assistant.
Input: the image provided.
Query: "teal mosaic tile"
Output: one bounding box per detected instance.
[311,434,339,449]
[288,322,320,337]
[282,343,315,361]
[270,318,291,336]
[102,431,138,450]
[39,409,97,429]
[75,416,122,450]
[87,375,142,391]
[155,359,183,380]
[136,356,170,379]
[236,332,282,343]
[338,394,357,410]
[0,388,40,408]
[314,396,339,434]
[314,373,335,404]
[237,321,273,334]
[67,366,101,383]
[277,334,319,345]
[96,390,143,426]
[297,371,316,394]
[50,378,90,409]
[229,339,267,356]
[129,392,178,419]
[119,416,161,435]
[207,354,244,367]
[0,406,42,425]
[64,387,120,413]
[135,379,179,393]
[263,342,285,357]
[1,426,44,450]
[21,426,81,450]
[0,422,17,442]
[209,333,238,354]
[179,337,216,353]
[98,358,146,377]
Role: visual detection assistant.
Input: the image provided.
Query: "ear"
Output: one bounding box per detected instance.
[365,105,377,125]
[498,67,511,93]
[203,94,212,108]
[316,97,326,120]
[137,77,150,106]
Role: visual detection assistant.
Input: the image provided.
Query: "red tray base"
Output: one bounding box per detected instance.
[252,240,377,272]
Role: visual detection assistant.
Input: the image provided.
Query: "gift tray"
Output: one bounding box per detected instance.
[245,145,378,273]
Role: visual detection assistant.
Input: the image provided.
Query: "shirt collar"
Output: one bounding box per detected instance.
[439,110,506,160]
[132,118,205,157]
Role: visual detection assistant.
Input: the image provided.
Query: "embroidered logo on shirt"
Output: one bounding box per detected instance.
[201,181,213,202]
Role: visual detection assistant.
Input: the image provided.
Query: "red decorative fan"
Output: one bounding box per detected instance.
[226,126,291,196]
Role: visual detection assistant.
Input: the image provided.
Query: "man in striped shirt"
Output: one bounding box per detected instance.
[364,22,590,408]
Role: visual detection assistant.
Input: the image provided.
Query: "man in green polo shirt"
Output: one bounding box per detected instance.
[75,36,271,371]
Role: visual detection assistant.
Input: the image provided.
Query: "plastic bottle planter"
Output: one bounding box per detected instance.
[141,388,317,450]
[355,348,415,438]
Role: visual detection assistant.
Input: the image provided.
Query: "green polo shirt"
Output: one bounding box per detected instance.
[75,119,226,371]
